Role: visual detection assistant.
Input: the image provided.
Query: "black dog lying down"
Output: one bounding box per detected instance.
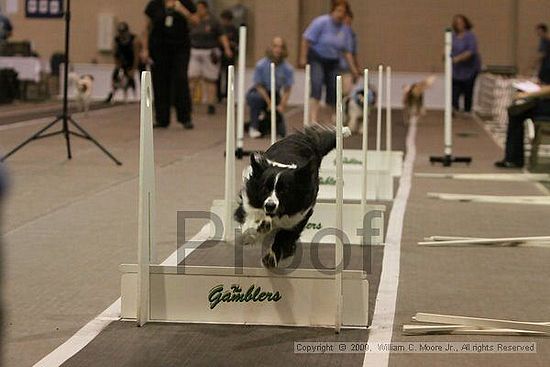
[234,124,351,268]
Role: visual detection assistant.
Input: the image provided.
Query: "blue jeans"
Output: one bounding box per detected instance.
[308,49,339,106]
[246,88,286,137]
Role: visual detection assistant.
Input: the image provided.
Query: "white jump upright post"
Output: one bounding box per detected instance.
[429,29,472,166]
[137,71,156,327]
[224,66,236,241]
[303,64,311,126]
[376,65,383,151]
[385,66,392,151]
[235,26,247,159]
[270,62,276,145]
[335,75,344,333]
[361,69,369,230]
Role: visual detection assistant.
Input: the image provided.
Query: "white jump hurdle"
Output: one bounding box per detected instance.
[120,69,372,331]
[318,67,399,202]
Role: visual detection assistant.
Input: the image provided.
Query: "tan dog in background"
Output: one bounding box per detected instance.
[69,73,95,115]
[402,75,436,123]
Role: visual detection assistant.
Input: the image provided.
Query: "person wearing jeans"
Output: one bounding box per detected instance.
[247,37,293,139]
[495,85,550,168]
[451,14,481,114]
[299,1,359,123]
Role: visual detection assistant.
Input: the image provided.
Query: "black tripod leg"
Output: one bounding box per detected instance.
[63,118,72,160]
[68,117,122,165]
[1,117,62,162]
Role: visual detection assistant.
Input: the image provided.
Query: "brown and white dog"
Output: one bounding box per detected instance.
[69,73,95,115]
[402,75,436,124]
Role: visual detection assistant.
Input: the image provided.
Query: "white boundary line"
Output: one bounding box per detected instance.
[32,223,211,367]
[362,117,417,366]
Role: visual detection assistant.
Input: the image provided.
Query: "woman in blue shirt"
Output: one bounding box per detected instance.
[451,14,481,114]
[299,1,359,123]
[247,37,294,139]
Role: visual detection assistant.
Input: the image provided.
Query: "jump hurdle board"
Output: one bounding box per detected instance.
[210,199,385,245]
[120,265,369,328]
[317,168,394,202]
[322,149,403,177]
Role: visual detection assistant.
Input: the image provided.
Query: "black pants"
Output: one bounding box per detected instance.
[505,99,550,165]
[452,75,477,112]
[150,42,192,126]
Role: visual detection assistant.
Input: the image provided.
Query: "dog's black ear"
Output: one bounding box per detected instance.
[250,152,267,176]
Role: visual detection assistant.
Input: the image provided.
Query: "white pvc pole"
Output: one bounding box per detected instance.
[224,66,235,241]
[361,69,369,235]
[385,66,392,151]
[444,30,452,157]
[236,26,246,152]
[376,65,383,151]
[303,64,311,126]
[137,71,156,327]
[335,75,344,334]
[270,62,276,145]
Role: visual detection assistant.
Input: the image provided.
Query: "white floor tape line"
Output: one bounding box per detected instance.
[32,223,211,367]
[362,118,417,367]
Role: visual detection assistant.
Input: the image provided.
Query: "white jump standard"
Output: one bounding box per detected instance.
[120,70,373,331]
[429,29,472,166]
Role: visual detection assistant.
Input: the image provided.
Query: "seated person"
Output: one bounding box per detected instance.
[495,85,550,168]
[247,36,293,139]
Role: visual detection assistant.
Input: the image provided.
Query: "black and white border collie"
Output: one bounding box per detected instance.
[234,124,351,268]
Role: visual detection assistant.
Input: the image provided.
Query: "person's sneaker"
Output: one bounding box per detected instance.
[207,105,216,115]
[249,128,262,138]
[494,160,523,168]
[183,121,194,130]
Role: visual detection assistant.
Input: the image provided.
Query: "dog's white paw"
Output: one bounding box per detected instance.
[342,126,352,138]
[257,217,272,233]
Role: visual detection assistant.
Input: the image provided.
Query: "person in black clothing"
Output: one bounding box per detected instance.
[217,9,238,102]
[105,22,139,103]
[142,0,197,129]
[495,85,550,168]
[536,23,550,85]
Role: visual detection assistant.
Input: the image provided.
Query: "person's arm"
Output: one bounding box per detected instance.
[344,52,360,78]
[300,16,323,68]
[173,0,199,24]
[219,34,233,58]
[256,85,271,106]
[516,85,550,99]
[132,37,141,71]
[453,33,476,63]
[277,87,291,113]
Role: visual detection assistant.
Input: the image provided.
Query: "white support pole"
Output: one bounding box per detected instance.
[361,69,369,231]
[270,62,276,145]
[376,65,383,151]
[335,75,344,333]
[137,71,156,327]
[236,26,246,152]
[385,66,392,151]
[224,66,236,242]
[303,64,311,126]
[444,30,452,156]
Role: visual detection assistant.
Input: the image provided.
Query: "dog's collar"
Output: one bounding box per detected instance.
[266,159,297,169]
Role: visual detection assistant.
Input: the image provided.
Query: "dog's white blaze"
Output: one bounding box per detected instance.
[264,172,281,211]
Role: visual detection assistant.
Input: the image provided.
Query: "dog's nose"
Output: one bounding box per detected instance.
[264,201,277,214]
